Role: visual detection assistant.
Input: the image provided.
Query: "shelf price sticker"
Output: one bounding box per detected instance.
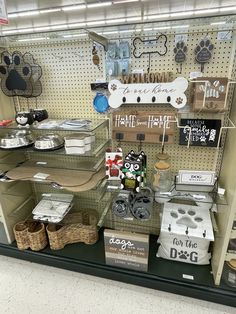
[33,172,50,180]
[104,229,149,272]
[182,274,194,280]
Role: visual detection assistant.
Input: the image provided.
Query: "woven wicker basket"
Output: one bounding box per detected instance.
[13,221,48,251]
[46,212,98,250]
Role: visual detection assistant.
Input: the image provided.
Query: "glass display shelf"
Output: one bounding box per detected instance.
[11,192,112,227]
[106,183,228,207]
[15,156,105,171]
[0,119,109,133]
[25,139,110,158]
[0,139,110,158]
[1,163,106,194]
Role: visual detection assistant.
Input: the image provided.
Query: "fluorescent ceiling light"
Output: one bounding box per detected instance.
[220,6,236,12]
[143,28,153,31]
[18,37,49,42]
[62,5,86,11]
[114,0,139,3]
[68,23,86,28]
[194,8,219,15]
[119,29,134,33]
[8,13,18,18]
[2,29,18,34]
[18,11,40,17]
[40,8,62,14]
[102,31,118,34]
[87,2,112,8]
[34,26,51,31]
[171,11,193,17]
[87,20,105,26]
[172,25,189,29]
[63,34,86,38]
[106,18,126,24]
[153,26,171,30]
[147,14,170,20]
[51,24,68,30]
[210,21,226,25]
[126,17,142,21]
[18,28,34,33]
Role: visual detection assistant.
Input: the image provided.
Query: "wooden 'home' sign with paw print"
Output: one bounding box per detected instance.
[112,111,175,144]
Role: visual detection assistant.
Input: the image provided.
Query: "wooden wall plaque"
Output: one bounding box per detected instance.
[104,229,149,271]
[112,111,175,144]
[192,77,228,112]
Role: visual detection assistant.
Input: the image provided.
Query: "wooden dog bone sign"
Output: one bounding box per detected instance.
[108,77,188,109]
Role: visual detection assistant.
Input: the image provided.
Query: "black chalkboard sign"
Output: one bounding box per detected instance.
[179,119,221,147]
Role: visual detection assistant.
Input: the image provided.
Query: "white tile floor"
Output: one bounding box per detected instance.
[0,255,235,314]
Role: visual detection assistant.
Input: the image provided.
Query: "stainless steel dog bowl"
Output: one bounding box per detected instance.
[0,130,34,149]
[34,133,64,150]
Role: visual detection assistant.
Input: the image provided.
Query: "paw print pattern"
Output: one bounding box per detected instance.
[174,41,187,64]
[176,97,183,105]
[170,208,203,230]
[195,39,214,72]
[199,80,225,99]
[178,250,190,260]
[0,51,42,98]
[110,84,117,91]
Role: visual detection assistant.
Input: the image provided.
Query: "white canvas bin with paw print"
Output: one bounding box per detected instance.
[157,203,214,265]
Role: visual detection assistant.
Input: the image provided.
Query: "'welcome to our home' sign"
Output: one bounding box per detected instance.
[104,229,149,271]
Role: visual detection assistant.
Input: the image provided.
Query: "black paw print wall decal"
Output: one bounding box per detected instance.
[195,39,214,72]
[174,41,187,74]
[0,51,42,97]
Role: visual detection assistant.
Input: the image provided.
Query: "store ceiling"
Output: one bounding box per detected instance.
[1,0,236,35]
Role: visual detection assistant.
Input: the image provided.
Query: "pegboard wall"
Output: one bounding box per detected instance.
[3,24,236,235]
[8,39,106,119]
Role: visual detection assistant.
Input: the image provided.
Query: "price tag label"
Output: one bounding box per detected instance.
[217,31,232,41]
[33,172,49,180]
[175,34,188,44]
[183,274,194,280]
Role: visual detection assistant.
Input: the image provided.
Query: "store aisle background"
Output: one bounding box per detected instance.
[0,255,234,314]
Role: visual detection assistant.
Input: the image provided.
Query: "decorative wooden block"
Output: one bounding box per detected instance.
[157,203,214,265]
[192,77,228,112]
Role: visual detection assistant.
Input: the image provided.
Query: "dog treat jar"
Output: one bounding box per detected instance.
[151,153,172,192]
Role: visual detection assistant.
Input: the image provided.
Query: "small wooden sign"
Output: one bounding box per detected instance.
[104,229,149,271]
[120,71,172,84]
[192,77,228,112]
[112,111,175,144]
[179,119,221,147]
